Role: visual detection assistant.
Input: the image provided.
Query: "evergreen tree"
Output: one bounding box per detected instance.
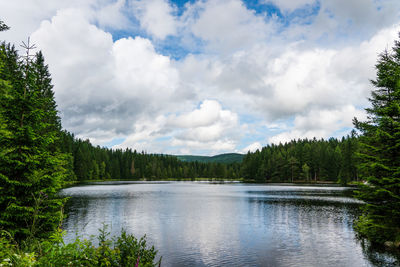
[32,51,61,133]
[0,42,68,240]
[353,34,400,244]
[288,156,299,182]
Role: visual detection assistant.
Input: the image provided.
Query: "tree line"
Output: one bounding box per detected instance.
[59,131,242,181]
[241,135,359,184]
[59,128,362,184]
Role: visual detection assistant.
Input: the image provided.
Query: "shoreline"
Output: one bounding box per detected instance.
[62,178,358,188]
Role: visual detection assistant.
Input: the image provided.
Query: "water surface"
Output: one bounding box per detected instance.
[61,182,398,267]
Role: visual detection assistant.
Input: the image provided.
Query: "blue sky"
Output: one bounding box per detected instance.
[1,0,400,155]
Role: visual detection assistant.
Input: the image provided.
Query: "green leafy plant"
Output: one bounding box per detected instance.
[0,225,160,266]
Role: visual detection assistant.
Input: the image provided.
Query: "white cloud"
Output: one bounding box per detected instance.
[176,21,399,148]
[0,0,99,44]
[169,100,240,153]
[186,0,277,53]
[32,9,115,106]
[171,138,237,154]
[96,0,131,30]
[168,100,222,128]
[112,36,179,101]
[114,100,242,155]
[182,24,398,119]
[242,142,262,153]
[31,8,182,145]
[268,105,367,144]
[113,115,167,152]
[280,0,400,43]
[131,0,177,39]
[3,0,400,154]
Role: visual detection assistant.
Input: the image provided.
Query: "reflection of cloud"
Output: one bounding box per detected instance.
[62,183,371,266]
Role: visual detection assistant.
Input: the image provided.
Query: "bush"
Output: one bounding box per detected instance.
[0,225,161,267]
[355,214,400,245]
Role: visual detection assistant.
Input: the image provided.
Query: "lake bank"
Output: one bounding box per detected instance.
[66,177,354,186]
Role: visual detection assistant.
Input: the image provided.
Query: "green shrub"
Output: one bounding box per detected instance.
[0,231,37,266]
[0,226,161,267]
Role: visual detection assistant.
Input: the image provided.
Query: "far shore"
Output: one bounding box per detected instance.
[62,178,359,188]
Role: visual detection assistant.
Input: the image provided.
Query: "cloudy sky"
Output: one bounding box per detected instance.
[1,0,400,155]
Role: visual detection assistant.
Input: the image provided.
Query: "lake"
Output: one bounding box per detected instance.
[61,181,399,267]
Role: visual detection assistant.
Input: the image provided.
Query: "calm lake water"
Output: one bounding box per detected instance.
[61,181,399,267]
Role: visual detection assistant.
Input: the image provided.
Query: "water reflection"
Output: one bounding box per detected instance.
[61,182,399,267]
[359,239,400,267]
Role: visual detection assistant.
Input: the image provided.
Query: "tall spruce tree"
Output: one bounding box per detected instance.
[0,38,68,240]
[353,34,400,244]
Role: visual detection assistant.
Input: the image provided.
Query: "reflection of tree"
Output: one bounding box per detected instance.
[359,238,400,267]
[62,196,91,235]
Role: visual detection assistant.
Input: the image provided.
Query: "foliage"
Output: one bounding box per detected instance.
[353,34,400,244]
[59,131,241,181]
[0,42,68,240]
[0,226,160,267]
[240,136,359,183]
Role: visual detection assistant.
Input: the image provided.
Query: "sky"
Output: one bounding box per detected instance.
[1,0,400,155]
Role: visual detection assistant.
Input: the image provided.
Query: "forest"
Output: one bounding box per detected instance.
[241,135,358,184]
[60,130,359,184]
[60,131,242,181]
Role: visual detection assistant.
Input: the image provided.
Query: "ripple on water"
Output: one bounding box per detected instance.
[61,182,399,267]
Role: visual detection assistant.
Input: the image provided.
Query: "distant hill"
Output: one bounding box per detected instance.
[176,153,244,164]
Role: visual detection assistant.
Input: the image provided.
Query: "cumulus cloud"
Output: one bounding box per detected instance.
[171,100,239,142]
[279,0,400,43]
[169,99,241,154]
[185,0,277,53]
[180,24,399,119]
[0,0,98,44]
[96,0,131,30]
[175,14,399,151]
[31,8,182,144]
[115,100,241,155]
[268,105,367,144]
[168,100,223,128]
[131,0,178,39]
[3,0,400,155]
[112,36,179,103]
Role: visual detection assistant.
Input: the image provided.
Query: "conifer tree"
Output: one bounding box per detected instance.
[0,40,68,240]
[353,34,400,244]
